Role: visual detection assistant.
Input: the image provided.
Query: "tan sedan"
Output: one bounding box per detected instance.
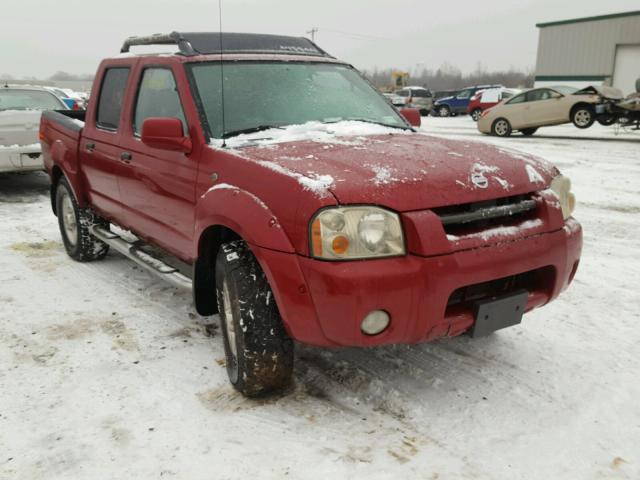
[477,86,619,137]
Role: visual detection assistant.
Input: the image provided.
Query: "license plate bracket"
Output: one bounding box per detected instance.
[470,289,529,338]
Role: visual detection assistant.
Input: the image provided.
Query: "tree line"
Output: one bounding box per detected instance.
[363,64,534,92]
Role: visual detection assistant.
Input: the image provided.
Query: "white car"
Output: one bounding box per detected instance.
[0,85,67,173]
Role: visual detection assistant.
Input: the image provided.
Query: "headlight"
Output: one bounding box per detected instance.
[310,206,405,260]
[550,175,576,220]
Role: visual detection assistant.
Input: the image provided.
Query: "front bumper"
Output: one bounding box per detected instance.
[0,145,43,173]
[255,219,582,347]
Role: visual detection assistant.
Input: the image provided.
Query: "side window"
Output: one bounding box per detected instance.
[96,68,130,131]
[526,89,552,102]
[507,93,526,104]
[457,89,472,99]
[396,90,409,97]
[133,68,186,136]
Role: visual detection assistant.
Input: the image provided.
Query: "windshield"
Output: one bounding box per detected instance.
[189,62,408,139]
[0,89,64,111]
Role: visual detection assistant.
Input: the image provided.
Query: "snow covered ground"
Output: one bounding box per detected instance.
[1,117,638,479]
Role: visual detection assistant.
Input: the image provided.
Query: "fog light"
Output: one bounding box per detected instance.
[361,310,390,335]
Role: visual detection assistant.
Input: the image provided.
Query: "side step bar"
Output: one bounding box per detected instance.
[90,225,192,291]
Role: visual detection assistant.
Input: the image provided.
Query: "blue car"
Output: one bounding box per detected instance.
[433,84,502,117]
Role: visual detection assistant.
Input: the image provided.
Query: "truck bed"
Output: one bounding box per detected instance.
[41,109,86,139]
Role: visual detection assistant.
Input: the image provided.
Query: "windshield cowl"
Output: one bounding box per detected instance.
[210,120,413,149]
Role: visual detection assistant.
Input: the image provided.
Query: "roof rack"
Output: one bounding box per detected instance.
[120,31,332,58]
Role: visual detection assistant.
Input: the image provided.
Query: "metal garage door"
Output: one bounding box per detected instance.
[613,44,640,95]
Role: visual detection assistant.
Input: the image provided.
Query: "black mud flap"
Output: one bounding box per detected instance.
[470,289,529,338]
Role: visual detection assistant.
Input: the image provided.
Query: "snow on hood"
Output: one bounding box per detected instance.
[209,120,412,149]
[222,130,558,211]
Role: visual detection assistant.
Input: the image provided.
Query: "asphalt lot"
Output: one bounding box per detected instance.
[1,117,638,480]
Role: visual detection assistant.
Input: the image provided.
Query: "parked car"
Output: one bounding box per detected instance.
[45,86,81,110]
[41,32,582,397]
[478,85,624,137]
[382,91,407,107]
[394,86,433,115]
[467,87,520,121]
[0,84,68,173]
[434,84,503,117]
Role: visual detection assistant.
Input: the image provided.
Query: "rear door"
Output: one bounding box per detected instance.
[81,66,132,220]
[523,89,565,125]
[117,64,198,258]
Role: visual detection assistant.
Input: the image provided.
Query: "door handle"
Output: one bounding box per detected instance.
[120,152,132,163]
[85,142,95,151]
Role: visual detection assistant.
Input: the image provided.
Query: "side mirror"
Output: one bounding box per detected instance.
[141,117,192,153]
[551,92,564,99]
[399,108,421,127]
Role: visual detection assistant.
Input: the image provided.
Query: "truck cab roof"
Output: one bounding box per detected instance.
[116,31,333,60]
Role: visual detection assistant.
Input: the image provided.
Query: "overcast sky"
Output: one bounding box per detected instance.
[2,0,638,78]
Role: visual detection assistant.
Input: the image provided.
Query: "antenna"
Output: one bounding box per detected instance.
[218,0,227,147]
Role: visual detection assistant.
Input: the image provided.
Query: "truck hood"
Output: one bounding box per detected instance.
[238,132,557,212]
[0,110,42,146]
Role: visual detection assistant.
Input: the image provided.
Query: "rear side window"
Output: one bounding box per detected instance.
[133,68,186,136]
[96,67,130,130]
[507,93,526,104]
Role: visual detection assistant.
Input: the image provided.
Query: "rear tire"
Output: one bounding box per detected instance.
[491,118,512,137]
[215,240,293,397]
[56,178,109,262]
[471,109,482,121]
[520,127,538,136]
[571,105,595,129]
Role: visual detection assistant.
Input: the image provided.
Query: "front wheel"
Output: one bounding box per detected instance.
[571,106,595,129]
[56,178,109,262]
[438,105,451,117]
[215,240,293,397]
[491,118,512,137]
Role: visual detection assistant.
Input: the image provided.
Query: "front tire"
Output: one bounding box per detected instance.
[215,240,293,397]
[571,105,595,129]
[438,105,451,117]
[491,118,512,137]
[56,178,109,262]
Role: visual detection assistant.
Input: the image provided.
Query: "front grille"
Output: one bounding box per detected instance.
[433,194,538,236]
[446,266,555,310]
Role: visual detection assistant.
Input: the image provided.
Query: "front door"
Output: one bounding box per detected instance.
[117,67,197,259]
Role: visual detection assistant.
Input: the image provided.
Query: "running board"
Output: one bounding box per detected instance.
[90,225,192,291]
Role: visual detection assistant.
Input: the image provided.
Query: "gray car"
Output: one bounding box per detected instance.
[0,84,67,172]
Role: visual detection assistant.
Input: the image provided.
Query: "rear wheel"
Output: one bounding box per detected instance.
[438,105,451,117]
[471,109,482,121]
[491,118,512,137]
[520,127,538,136]
[215,240,293,397]
[56,178,109,262]
[571,105,595,129]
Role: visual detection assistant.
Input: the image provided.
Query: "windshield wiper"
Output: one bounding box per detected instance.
[327,118,411,131]
[222,125,284,139]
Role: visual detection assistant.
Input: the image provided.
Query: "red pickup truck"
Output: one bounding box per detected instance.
[40,32,582,397]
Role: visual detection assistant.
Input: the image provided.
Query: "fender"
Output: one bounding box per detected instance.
[194,183,296,254]
[48,135,87,208]
[192,183,297,317]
